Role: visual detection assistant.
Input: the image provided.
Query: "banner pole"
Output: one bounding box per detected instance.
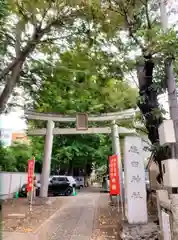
[29,157,35,213]
[111,121,125,219]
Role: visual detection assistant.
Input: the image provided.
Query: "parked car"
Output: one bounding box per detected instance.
[19,184,40,197]
[38,175,78,189]
[75,177,84,188]
[48,177,73,196]
[65,176,77,188]
[19,177,73,197]
[51,175,78,189]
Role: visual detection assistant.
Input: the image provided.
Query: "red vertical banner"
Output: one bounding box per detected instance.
[27,158,35,192]
[109,155,120,195]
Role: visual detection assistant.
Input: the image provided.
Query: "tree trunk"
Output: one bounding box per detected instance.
[0,61,23,113]
[0,37,39,113]
[137,56,171,179]
[0,24,51,113]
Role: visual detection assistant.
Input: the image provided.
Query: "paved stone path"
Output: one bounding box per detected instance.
[49,192,99,240]
[3,189,160,240]
[3,189,115,240]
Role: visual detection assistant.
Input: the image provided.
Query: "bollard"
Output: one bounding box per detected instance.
[73,187,77,196]
[14,191,19,199]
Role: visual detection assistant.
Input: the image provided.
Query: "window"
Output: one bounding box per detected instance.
[58,177,68,182]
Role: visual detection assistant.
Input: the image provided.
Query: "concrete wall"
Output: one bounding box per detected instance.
[0,172,40,199]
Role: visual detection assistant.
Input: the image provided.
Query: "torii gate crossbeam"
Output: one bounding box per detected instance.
[27,127,137,136]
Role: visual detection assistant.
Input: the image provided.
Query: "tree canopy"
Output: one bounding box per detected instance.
[0,0,177,176]
[27,44,138,175]
[0,141,33,172]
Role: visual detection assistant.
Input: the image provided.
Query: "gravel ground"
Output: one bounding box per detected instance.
[120,200,159,240]
[120,222,159,240]
[91,194,122,240]
[2,196,69,233]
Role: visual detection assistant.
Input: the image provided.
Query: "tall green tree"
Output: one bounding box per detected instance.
[0,141,34,172]
[27,45,138,174]
[0,142,16,171]
[0,0,110,113]
[76,0,177,174]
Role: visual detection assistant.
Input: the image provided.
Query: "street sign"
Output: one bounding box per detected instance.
[109,155,120,195]
[76,113,88,130]
[27,159,35,192]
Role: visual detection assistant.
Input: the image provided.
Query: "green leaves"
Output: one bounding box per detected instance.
[0,142,33,172]
[26,39,138,172]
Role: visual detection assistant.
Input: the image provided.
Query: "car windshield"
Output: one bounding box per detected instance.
[51,176,68,182]
[67,176,76,182]
[58,177,68,181]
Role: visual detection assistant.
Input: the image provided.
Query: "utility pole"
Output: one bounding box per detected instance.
[111,120,125,219]
[160,0,178,158]
[160,1,178,239]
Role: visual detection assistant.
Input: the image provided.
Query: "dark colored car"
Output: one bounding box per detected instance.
[19,177,72,197]
[19,184,40,197]
[48,176,73,196]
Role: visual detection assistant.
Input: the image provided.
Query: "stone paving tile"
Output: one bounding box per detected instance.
[50,193,100,240]
[2,232,38,240]
[70,236,90,240]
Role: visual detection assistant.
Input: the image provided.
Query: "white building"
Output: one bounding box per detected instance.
[0,129,12,146]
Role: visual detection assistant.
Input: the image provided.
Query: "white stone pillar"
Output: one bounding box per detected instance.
[40,120,54,198]
[124,136,148,224]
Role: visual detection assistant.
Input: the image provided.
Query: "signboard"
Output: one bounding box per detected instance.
[109,155,120,195]
[27,159,35,192]
[76,113,88,130]
[124,136,148,224]
[161,210,171,240]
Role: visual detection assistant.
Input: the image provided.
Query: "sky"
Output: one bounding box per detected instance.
[0,2,177,131]
[0,110,26,131]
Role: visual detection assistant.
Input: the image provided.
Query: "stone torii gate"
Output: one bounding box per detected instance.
[25,108,139,205]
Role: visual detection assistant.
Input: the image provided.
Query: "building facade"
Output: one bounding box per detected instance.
[11,132,29,144]
[0,129,12,146]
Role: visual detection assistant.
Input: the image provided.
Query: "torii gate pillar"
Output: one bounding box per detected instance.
[40,120,54,198]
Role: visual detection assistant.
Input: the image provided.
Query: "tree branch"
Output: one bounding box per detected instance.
[108,0,146,53]
[40,34,72,44]
[0,9,79,113]
[123,10,146,53]
[145,0,152,30]
[38,0,54,29]
[0,9,77,80]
